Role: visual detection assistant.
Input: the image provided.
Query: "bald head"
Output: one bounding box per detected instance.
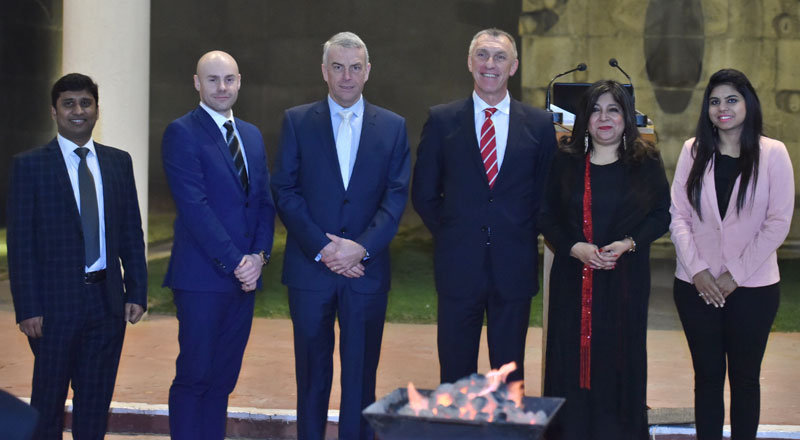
[194,50,241,117]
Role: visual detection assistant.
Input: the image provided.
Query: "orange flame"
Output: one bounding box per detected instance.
[407,382,429,414]
[436,392,454,407]
[507,380,524,408]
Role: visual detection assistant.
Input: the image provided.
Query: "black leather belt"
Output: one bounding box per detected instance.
[84,269,106,284]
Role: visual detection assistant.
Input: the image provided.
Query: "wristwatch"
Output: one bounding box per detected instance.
[258,250,270,265]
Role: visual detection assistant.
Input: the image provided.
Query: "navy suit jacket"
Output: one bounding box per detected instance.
[7,139,147,322]
[162,107,275,292]
[412,97,557,300]
[271,99,410,293]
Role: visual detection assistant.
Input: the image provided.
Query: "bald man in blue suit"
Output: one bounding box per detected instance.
[162,51,275,440]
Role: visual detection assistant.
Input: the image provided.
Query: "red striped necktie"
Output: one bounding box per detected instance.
[480,107,499,188]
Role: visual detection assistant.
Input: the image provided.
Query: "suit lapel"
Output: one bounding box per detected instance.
[46,140,82,225]
[494,99,525,189]
[192,107,245,193]
[458,98,489,186]
[95,144,116,246]
[347,101,377,193]
[312,100,346,192]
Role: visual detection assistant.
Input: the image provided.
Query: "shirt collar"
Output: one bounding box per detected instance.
[199,101,235,129]
[472,90,511,116]
[57,133,96,159]
[327,94,365,119]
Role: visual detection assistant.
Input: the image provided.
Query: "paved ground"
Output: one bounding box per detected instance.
[1,256,799,437]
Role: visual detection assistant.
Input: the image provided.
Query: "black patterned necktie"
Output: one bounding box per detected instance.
[224,120,249,192]
[74,147,100,266]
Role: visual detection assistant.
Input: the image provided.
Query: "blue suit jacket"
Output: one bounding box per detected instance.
[271,99,410,293]
[162,107,275,292]
[7,139,147,322]
[412,97,557,300]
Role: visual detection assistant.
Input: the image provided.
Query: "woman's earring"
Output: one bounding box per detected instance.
[622,133,627,150]
[584,131,589,154]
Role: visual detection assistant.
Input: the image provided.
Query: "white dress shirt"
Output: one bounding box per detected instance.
[57,134,107,272]
[473,91,511,171]
[199,101,250,174]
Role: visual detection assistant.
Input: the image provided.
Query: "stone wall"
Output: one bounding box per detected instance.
[520,0,800,245]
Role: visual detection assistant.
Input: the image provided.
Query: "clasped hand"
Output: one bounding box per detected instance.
[319,233,366,278]
[570,239,632,270]
[692,269,737,308]
[235,254,264,292]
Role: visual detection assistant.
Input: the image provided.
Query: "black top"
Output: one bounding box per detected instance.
[714,152,740,219]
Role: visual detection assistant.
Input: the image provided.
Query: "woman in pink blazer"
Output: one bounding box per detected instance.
[670,69,794,439]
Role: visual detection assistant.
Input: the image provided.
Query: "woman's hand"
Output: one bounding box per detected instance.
[570,242,615,270]
[692,269,725,308]
[715,271,738,298]
[598,238,634,267]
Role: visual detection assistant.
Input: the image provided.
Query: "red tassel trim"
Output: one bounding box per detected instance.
[579,154,593,390]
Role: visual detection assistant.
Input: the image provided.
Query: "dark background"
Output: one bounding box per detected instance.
[0,0,524,225]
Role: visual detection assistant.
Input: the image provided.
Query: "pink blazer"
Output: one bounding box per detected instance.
[670,136,794,287]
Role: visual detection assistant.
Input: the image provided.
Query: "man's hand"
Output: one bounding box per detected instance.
[125,303,145,324]
[693,269,725,308]
[235,254,264,290]
[19,316,43,338]
[341,264,365,278]
[715,271,738,298]
[321,233,366,275]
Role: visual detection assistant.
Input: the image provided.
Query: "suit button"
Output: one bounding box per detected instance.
[341,228,347,234]
[245,232,250,238]
[343,199,350,204]
[245,202,249,208]
[488,197,494,203]
[481,226,488,232]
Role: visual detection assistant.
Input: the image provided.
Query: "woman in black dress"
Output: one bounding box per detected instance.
[540,80,670,439]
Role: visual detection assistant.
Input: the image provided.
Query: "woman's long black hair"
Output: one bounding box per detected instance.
[686,68,762,220]
[560,79,656,163]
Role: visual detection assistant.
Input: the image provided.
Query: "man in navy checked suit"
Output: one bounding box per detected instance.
[7,73,148,439]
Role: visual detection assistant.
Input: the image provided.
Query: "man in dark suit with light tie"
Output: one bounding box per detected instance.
[162,50,275,439]
[412,28,557,386]
[7,73,148,439]
[271,32,410,440]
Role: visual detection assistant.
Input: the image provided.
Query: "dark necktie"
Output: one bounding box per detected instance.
[74,147,100,266]
[224,120,249,192]
[480,107,499,188]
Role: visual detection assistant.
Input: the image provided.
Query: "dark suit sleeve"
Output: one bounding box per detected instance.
[411,109,444,233]
[355,118,411,256]
[162,121,244,273]
[7,155,41,323]
[627,153,671,246]
[117,152,148,308]
[271,110,332,259]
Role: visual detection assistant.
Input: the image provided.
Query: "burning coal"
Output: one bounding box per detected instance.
[397,362,548,425]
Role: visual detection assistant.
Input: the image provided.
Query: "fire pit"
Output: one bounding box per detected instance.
[363,386,564,440]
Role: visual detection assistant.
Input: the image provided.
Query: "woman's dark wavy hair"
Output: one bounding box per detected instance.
[686,68,762,221]
[559,79,657,164]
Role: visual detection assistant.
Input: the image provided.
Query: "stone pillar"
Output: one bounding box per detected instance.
[62,0,150,245]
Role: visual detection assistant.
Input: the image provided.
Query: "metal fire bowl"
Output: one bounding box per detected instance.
[363,388,564,440]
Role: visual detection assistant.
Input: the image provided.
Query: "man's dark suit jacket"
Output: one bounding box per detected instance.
[8,139,147,322]
[272,99,410,293]
[161,107,275,292]
[412,97,557,300]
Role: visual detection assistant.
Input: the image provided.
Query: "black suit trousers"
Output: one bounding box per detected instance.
[28,281,126,440]
[437,248,531,384]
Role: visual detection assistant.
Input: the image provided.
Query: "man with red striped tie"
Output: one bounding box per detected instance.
[412,28,557,386]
